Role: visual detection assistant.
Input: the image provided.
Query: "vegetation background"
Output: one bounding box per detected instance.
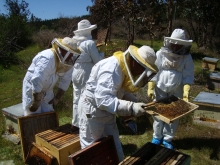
[0,0,220,165]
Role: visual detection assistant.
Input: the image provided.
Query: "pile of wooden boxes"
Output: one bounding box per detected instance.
[192,57,220,128]
[1,103,81,165]
[201,57,220,91]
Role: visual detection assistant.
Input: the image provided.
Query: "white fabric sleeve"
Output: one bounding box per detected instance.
[31,51,54,93]
[116,99,133,116]
[87,40,104,63]
[91,57,125,114]
[182,54,194,85]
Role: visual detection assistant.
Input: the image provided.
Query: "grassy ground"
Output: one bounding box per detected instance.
[0,41,220,165]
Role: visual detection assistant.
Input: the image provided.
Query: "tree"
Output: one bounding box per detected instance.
[89,0,122,41]
[0,0,32,67]
[136,0,167,46]
[179,0,220,49]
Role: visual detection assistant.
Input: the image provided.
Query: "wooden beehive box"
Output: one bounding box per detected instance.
[202,57,219,71]
[144,96,199,124]
[2,103,23,144]
[35,123,81,165]
[68,135,119,165]
[206,72,220,91]
[92,28,109,47]
[18,111,59,161]
[193,92,220,128]
[119,142,191,165]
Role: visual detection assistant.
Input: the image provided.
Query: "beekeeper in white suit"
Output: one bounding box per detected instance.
[78,45,158,162]
[22,37,80,116]
[72,19,104,127]
[148,29,194,149]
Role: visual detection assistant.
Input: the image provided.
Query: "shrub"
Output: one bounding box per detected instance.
[32,29,63,49]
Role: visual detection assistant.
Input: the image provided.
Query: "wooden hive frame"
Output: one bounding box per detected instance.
[18,111,59,161]
[143,96,199,124]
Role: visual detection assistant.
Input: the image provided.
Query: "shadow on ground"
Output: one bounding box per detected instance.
[174,137,220,161]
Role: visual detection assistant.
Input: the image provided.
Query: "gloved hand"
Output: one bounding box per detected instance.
[132,103,147,117]
[183,84,191,102]
[122,92,138,102]
[29,92,43,112]
[148,81,156,101]
[49,88,65,107]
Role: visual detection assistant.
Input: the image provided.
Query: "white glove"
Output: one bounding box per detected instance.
[132,103,147,117]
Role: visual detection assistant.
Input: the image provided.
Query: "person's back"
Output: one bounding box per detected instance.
[22,37,79,116]
[78,45,158,162]
[72,19,104,127]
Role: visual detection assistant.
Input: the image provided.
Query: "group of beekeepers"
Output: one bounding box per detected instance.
[22,19,194,162]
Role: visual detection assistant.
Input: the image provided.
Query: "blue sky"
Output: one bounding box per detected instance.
[0,0,93,20]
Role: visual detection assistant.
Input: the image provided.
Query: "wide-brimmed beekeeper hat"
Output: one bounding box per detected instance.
[73,19,97,35]
[128,45,158,73]
[51,37,81,65]
[123,45,158,88]
[56,37,80,53]
[164,29,193,46]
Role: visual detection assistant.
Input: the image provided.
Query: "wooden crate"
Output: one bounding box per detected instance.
[1,103,24,144]
[119,142,190,165]
[18,111,59,161]
[92,28,109,47]
[35,123,81,165]
[68,136,119,165]
[202,57,219,71]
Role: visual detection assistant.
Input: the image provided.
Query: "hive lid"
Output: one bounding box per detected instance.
[202,57,219,63]
[193,92,220,106]
[2,103,24,119]
[209,72,220,80]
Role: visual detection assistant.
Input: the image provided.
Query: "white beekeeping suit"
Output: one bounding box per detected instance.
[72,19,104,127]
[78,45,158,162]
[148,29,194,149]
[22,37,80,116]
